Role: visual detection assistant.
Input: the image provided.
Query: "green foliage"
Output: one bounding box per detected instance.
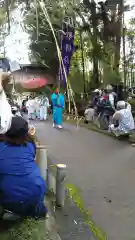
[126,17,135,86]
[23,3,59,76]
[102,62,121,86]
[23,0,75,77]
[0,218,50,240]
[3,0,126,91]
[128,98,135,111]
[69,71,85,94]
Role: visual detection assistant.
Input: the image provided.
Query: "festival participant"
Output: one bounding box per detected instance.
[0,116,47,219]
[35,97,40,119]
[51,88,65,129]
[39,95,50,121]
[109,100,134,137]
[26,97,36,120]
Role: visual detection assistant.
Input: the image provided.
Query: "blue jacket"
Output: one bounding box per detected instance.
[0,141,46,209]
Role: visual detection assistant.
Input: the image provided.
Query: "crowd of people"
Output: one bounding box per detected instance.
[22,95,50,121]
[21,88,65,129]
[84,85,135,138]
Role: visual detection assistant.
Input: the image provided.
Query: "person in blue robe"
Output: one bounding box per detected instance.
[51,88,65,129]
[0,116,47,218]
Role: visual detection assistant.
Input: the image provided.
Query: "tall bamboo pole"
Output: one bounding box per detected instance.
[80,31,86,95]
[122,2,126,90]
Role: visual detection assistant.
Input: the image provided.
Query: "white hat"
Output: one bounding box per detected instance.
[93,89,100,92]
[117,101,126,109]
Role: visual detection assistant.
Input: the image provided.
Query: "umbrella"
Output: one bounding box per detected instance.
[21,78,47,89]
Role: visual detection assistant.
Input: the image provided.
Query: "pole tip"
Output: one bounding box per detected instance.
[36,145,46,149]
[57,164,67,168]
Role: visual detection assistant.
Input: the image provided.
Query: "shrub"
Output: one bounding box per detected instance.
[128,99,135,111]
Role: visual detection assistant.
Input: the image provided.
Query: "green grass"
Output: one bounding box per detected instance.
[0,218,51,240]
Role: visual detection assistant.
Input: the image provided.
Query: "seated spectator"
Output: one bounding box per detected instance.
[84,103,94,123]
[84,89,101,123]
[97,90,115,125]
[109,101,134,137]
[92,89,101,108]
[96,90,114,130]
[0,116,47,219]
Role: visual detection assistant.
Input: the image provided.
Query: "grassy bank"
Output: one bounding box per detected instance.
[0,197,59,240]
[0,218,50,240]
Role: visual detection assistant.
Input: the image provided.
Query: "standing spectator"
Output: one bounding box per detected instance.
[39,95,50,121]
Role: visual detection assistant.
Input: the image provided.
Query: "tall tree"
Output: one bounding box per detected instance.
[126,17,135,86]
[75,0,123,87]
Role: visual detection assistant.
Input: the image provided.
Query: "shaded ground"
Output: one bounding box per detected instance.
[0,198,61,240]
[35,120,135,240]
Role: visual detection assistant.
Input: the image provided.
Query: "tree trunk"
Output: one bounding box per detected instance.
[90,0,99,88]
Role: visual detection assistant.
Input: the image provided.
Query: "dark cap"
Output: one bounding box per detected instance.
[5,116,29,138]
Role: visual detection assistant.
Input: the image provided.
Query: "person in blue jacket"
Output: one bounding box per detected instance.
[0,116,47,218]
[51,88,65,129]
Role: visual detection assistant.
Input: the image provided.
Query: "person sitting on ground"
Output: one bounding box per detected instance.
[109,100,134,137]
[84,89,101,124]
[97,90,114,116]
[95,90,115,129]
[0,116,47,219]
[84,102,94,123]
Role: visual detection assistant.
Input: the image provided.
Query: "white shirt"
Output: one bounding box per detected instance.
[109,93,114,107]
[117,109,134,132]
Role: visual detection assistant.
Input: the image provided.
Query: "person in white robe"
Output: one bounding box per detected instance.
[39,96,50,121]
[35,97,40,119]
[84,107,94,122]
[26,97,36,120]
